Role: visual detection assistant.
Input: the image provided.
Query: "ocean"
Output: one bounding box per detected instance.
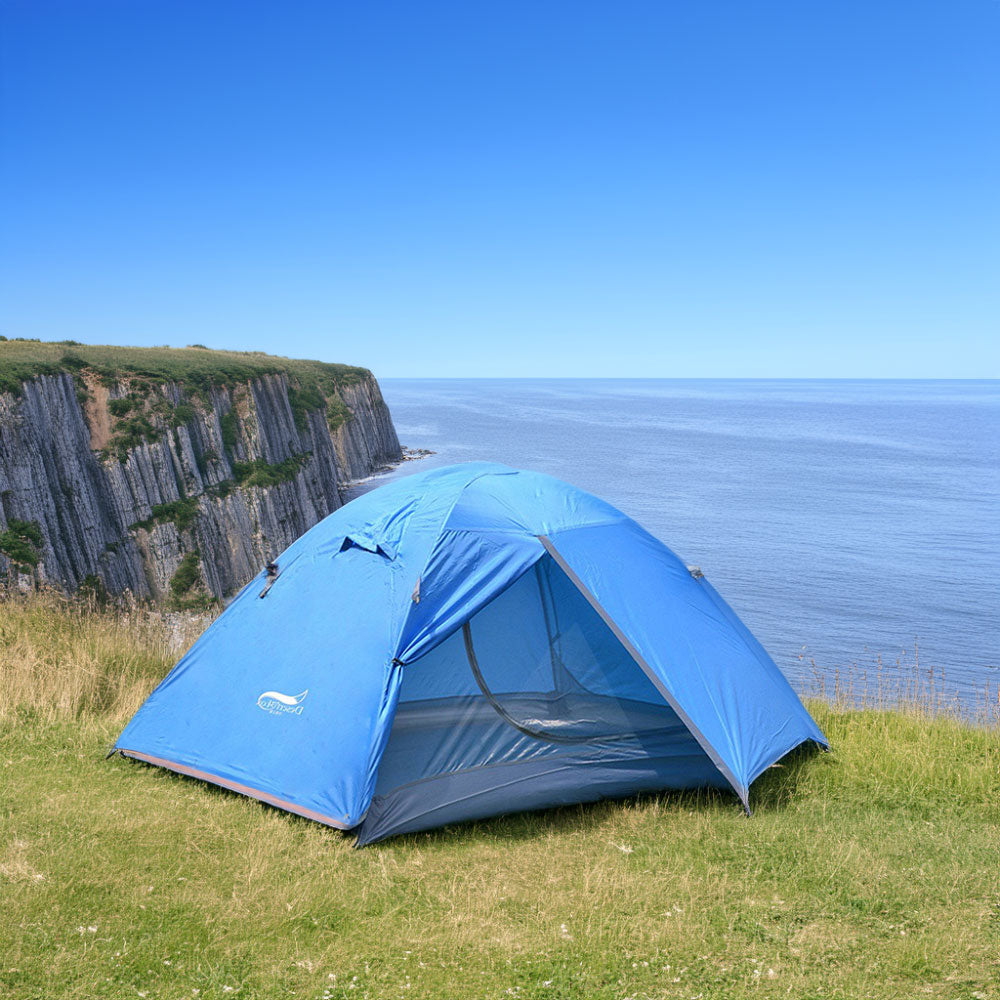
[372,379,999,712]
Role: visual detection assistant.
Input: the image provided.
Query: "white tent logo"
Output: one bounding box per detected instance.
[256,689,308,716]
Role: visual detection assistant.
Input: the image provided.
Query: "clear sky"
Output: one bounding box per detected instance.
[1,1,997,378]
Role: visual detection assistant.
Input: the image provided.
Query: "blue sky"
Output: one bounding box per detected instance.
[1,1,997,377]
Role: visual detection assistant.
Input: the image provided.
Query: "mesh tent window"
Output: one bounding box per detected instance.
[356,554,728,844]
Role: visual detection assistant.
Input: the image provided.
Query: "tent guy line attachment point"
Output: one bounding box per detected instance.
[258,561,280,598]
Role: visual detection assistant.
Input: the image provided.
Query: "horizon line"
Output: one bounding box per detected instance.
[375,375,1000,382]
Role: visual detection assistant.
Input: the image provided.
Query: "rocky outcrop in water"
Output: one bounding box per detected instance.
[0,354,401,602]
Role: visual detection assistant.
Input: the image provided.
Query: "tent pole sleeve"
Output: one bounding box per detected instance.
[536,534,750,812]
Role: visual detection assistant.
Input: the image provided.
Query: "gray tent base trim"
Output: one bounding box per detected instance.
[118,749,352,830]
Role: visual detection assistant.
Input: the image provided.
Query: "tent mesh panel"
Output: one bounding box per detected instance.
[371,555,704,797]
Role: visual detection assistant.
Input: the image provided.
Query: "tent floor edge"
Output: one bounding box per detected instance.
[117,749,353,831]
[354,749,735,846]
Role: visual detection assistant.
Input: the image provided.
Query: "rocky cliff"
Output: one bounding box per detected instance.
[0,341,401,602]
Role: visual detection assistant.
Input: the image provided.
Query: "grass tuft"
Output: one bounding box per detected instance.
[168,551,202,599]
[230,453,309,489]
[0,518,44,568]
[129,497,201,534]
[219,408,238,455]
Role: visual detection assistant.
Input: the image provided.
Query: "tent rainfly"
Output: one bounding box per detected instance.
[112,462,827,845]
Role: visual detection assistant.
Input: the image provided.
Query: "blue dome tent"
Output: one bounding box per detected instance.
[112,463,827,845]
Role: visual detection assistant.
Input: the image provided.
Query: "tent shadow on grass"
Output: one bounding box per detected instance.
[746,741,828,812]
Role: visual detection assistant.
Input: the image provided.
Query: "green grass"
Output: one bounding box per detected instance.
[103,412,159,460]
[106,397,136,417]
[288,384,327,432]
[129,498,201,534]
[168,551,202,599]
[0,518,43,568]
[325,395,352,432]
[230,453,310,489]
[0,339,371,397]
[1,597,998,1000]
[219,408,239,455]
[170,402,196,427]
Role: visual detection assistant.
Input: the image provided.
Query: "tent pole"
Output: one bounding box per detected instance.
[536,534,749,811]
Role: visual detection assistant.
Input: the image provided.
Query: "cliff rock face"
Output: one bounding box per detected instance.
[0,356,401,601]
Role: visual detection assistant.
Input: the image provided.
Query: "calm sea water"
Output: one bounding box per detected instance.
[372,379,999,710]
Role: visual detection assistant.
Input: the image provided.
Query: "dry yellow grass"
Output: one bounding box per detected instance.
[0,593,206,722]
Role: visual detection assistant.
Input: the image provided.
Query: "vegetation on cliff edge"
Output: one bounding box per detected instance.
[1,340,364,462]
[0,338,371,396]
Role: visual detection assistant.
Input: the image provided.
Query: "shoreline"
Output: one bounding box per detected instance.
[339,445,435,502]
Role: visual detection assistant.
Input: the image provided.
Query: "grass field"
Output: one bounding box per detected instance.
[2,597,998,1000]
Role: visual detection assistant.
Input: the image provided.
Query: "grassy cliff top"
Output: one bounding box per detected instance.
[0,338,371,396]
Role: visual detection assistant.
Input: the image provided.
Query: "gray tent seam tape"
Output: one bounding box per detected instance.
[536,534,751,814]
